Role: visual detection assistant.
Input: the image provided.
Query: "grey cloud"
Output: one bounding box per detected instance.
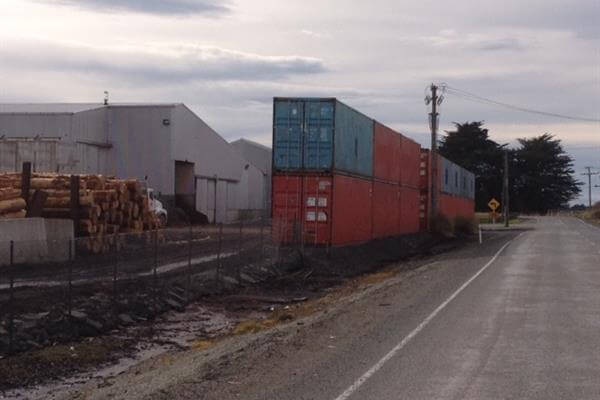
[1,40,327,84]
[33,0,231,16]
[475,38,525,52]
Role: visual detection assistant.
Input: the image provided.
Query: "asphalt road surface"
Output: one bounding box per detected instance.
[59,217,600,400]
[330,217,600,400]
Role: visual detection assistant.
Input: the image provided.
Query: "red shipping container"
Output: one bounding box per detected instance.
[372,181,400,239]
[273,173,373,247]
[332,174,373,246]
[272,175,302,243]
[399,186,420,234]
[419,150,431,231]
[301,175,333,245]
[400,136,422,189]
[373,123,402,183]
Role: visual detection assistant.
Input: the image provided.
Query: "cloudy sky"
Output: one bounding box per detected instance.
[1,0,599,203]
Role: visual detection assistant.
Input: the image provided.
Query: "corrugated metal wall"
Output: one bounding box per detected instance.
[373,123,402,183]
[273,99,304,170]
[304,100,334,170]
[333,101,373,177]
[0,113,72,139]
[372,182,399,238]
[273,98,373,178]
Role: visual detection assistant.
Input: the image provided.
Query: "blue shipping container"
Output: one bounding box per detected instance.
[273,99,304,169]
[441,156,475,199]
[334,101,374,177]
[273,98,373,177]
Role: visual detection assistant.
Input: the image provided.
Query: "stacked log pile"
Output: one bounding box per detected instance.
[0,173,27,219]
[0,171,162,253]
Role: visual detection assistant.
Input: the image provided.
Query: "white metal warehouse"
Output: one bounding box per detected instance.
[0,103,267,223]
[230,138,272,216]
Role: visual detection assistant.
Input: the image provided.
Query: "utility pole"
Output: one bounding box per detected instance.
[426,84,441,217]
[503,150,509,227]
[581,167,598,208]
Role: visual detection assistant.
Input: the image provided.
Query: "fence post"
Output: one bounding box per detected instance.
[276,220,283,270]
[68,238,73,319]
[8,241,14,355]
[215,224,223,290]
[187,222,192,304]
[237,220,243,283]
[112,234,118,317]
[153,228,158,306]
[259,217,265,261]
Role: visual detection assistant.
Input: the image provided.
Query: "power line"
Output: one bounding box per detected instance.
[442,85,600,123]
[581,167,600,207]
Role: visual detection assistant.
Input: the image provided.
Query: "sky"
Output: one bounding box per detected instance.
[0,0,599,204]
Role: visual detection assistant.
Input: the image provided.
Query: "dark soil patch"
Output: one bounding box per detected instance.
[0,337,133,391]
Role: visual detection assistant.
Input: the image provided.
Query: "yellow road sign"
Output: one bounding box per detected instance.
[488,198,500,211]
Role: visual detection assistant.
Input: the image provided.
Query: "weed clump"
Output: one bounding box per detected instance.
[454,216,476,237]
[431,214,454,238]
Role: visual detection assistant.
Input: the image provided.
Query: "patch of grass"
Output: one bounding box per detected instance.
[233,319,278,336]
[191,339,215,351]
[359,270,396,286]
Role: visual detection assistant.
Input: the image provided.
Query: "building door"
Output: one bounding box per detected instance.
[174,160,195,212]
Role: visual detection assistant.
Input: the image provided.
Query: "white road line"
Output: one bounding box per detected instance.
[333,233,524,400]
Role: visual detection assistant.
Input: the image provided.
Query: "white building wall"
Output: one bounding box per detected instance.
[0,113,73,139]
[107,106,174,197]
[230,139,272,215]
[171,105,244,181]
[170,105,267,223]
[71,108,108,143]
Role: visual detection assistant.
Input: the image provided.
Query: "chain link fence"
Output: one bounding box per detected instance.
[0,217,436,358]
[0,218,313,357]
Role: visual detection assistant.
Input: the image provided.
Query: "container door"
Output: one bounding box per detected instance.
[274,100,304,170]
[272,175,302,243]
[302,176,332,245]
[303,100,334,170]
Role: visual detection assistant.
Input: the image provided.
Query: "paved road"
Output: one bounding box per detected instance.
[59,217,600,400]
[337,217,600,400]
[223,217,600,400]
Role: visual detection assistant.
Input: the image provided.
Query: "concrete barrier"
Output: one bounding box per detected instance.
[0,218,74,265]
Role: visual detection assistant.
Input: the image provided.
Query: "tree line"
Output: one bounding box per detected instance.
[438,121,581,214]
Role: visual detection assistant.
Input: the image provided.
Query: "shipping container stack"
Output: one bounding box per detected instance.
[272,98,425,247]
[418,149,476,228]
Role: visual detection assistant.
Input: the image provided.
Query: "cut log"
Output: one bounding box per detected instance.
[0,198,27,214]
[0,210,26,219]
[79,220,96,235]
[92,190,117,202]
[44,195,94,208]
[0,188,22,202]
[42,207,99,221]
[82,175,106,190]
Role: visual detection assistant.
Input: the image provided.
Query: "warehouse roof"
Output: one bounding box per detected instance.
[230,138,272,152]
[0,103,183,114]
[0,103,104,114]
